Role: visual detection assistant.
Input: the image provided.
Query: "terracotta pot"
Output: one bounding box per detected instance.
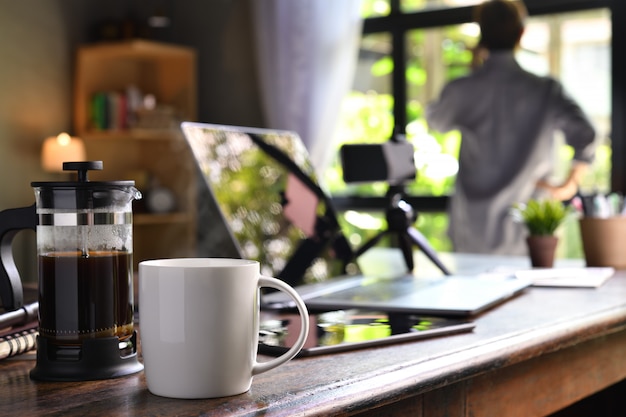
[526,235,558,268]
[579,217,626,269]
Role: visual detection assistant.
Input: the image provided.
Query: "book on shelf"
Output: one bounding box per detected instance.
[91,90,131,131]
[90,88,178,132]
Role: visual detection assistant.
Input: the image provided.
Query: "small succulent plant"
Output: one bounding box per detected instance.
[511,199,573,236]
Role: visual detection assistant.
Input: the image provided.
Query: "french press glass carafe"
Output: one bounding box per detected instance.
[0,161,144,381]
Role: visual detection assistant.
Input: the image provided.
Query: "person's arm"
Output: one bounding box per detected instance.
[536,80,596,201]
[536,161,588,201]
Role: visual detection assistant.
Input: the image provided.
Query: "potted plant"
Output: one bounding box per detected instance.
[511,199,573,267]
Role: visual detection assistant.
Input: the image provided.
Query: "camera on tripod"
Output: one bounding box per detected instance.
[340,133,450,275]
[340,134,416,185]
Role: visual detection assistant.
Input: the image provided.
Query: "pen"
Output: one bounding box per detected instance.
[569,196,584,215]
[579,194,595,216]
[593,194,610,218]
[606,192,623,216]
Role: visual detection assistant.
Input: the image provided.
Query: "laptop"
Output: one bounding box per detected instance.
[181,122,531,317]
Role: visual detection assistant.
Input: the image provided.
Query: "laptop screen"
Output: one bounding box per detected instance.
[182,122,353,286]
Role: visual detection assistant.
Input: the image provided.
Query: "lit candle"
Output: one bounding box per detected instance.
[41,133,86,172]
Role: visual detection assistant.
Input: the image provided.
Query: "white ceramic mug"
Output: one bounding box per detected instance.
[138,258,309,399]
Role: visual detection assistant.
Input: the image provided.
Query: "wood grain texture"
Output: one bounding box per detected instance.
[2,254,626,416]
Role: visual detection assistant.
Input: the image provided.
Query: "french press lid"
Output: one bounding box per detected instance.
[31,161,139,210]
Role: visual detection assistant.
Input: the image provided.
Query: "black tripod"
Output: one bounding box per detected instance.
[353,191,451,275]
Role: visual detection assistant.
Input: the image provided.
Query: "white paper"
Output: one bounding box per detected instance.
[514,267,615,288]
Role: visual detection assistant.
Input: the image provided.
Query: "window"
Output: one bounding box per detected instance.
[329,0,614,257]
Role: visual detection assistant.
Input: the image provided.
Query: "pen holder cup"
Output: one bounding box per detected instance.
[579,217,626,269]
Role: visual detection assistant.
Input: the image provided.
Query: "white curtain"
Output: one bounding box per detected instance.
[251,0,362,173]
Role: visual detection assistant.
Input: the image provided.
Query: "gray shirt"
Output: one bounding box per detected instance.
[426,50,596,255]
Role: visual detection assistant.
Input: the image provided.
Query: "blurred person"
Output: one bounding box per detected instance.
[426,0,596,255]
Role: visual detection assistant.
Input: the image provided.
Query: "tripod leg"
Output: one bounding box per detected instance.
[406,226,451,275]
[397,232,414,272]
[354,231,388,258]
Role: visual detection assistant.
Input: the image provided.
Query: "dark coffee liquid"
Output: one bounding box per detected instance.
[38,251,134,346]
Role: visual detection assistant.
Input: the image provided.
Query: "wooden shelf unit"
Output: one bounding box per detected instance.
[73,40,198,269]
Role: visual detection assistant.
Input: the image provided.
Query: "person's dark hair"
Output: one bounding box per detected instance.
[475,0,526,50]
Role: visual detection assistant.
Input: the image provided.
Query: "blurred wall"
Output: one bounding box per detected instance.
[0,0,263,282]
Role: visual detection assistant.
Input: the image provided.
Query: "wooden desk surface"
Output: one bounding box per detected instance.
[2,253,626,416]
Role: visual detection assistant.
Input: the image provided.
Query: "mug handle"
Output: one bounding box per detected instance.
[253,276,310,375]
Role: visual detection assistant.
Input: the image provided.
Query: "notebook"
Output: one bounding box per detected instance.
[515,267,615,288]
[181,122,531,316]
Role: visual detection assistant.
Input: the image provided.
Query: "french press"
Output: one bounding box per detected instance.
[0,161,144,381]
